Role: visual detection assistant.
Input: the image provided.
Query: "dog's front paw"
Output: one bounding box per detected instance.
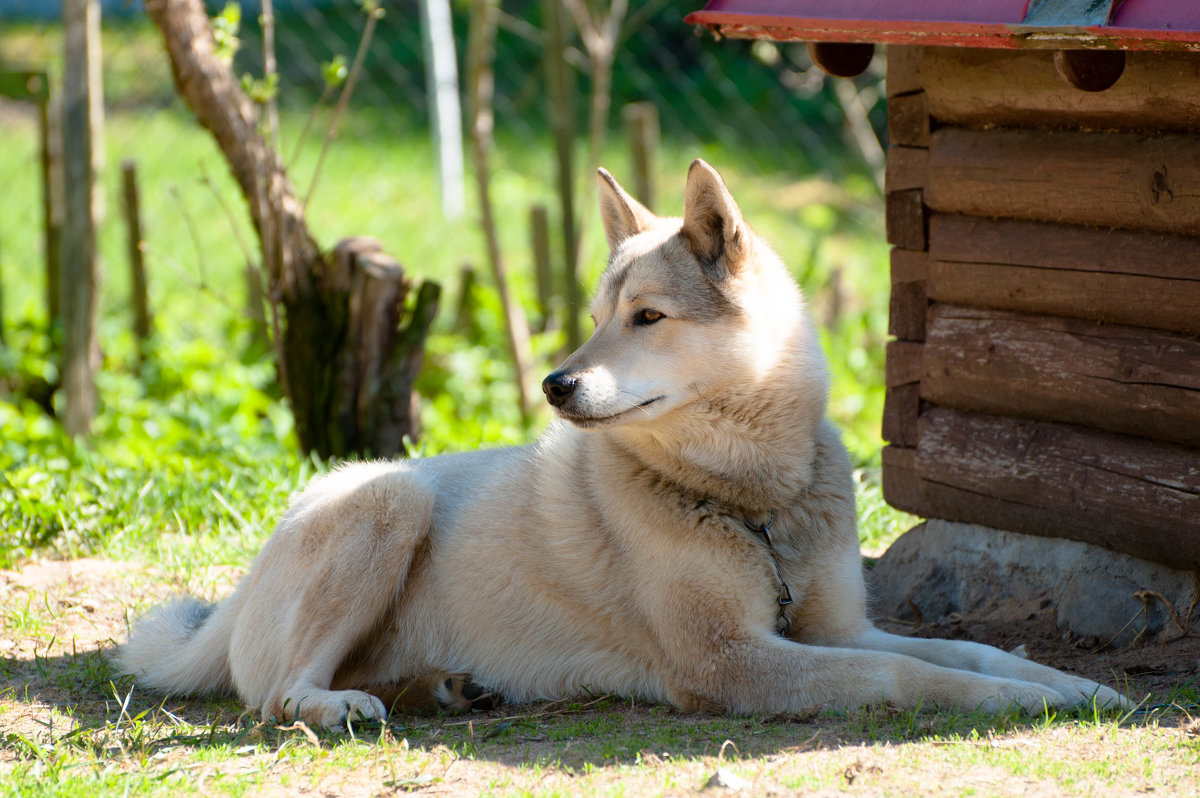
[971,677,1068,714]
[274,689,387,729]
[1050,676,1131,711]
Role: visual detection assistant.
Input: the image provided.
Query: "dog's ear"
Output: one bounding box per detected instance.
[597,168,655,249]
[681,159,747,278]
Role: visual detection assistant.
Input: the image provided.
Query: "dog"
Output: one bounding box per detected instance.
[118,160,1126,727]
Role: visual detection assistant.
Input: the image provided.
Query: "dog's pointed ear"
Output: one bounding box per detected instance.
[597,168,655,249]
[681,159,747,277]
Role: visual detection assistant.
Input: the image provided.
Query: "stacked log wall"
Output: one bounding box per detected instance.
[882,46,1200,570]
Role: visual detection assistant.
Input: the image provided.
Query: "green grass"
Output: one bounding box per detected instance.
[2,645,1193,798]
[0,50,906,563]
[0,96,907,561]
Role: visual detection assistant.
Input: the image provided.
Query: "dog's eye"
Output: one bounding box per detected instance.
[633,308,665,326]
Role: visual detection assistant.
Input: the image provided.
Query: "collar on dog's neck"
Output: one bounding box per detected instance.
[743,511,793,636]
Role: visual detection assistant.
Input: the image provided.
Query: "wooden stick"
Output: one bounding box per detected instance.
[39,85,62,330]
[468,0,534,423]
[61,0,103,437]
[453,262,477,333]
[529,205,553,330]
[544,0,580,351]
[624,102,658,211]
[121,160,152,366]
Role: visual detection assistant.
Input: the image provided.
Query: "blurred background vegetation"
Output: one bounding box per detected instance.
[0,0,912,571]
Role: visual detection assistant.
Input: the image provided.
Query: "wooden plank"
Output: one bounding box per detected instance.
[927,127,1200,236]
[913,408,1200,569]
[889,248,927,342]
[885,145,928,192]
[885,340,923,388]
[887,90,929,147]
[886,45,924,98]
[927,260,1200,335]
[922,305,1200,446]
[885,189,926,250]
[906,476,1195,569]
[888,280,926,342]
[923,48,1200,133]
[929,214,1200,282]
[927,213,1200,334]
[883,338,923,449]
[882,384,921,448]
[881,444,922,517]
[890,247,928,284]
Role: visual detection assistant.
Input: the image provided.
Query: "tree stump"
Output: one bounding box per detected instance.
[146,0,439,459]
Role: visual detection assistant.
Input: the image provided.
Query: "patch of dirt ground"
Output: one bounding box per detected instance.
[2,558,1199,796]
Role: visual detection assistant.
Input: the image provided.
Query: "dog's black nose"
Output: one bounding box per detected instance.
[542,370,577,407]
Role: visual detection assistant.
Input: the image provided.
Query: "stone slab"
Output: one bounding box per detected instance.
[869,519,1198,647]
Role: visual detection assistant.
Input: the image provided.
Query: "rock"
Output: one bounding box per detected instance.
[869,520,1197,646]
[703,768,751,791]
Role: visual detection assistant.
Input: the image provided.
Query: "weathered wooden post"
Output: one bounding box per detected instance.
[529,204,552,330]
[467,0,535,423]
[61,0,104,437]
[452,262,477,333]
[0,70,54,346]
[544,0,580,351]
[42,90,62,330]
[623,102,659,212]
[121,160,152,366]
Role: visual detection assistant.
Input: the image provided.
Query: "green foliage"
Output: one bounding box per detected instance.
[0,314,307,569]
[211,3,243,65]
[0,17,906,566]
[240,70,279,104]
[321,54,348,90]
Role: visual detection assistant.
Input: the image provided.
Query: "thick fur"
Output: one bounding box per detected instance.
[119,161,1126,727]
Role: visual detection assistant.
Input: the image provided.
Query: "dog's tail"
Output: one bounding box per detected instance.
[115,595,238,697]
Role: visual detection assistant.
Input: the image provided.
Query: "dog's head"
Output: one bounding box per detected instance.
[543,160,815,429]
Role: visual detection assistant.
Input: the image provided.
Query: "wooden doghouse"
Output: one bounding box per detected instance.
[687,1,1200,571]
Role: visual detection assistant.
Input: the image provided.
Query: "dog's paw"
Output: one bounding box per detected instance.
[275,689,387,729]
[1050,676,1131,711]
[971,678,1068,714]
[436,673,499,712]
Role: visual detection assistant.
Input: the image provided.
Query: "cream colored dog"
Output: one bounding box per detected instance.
[119,161,1126,727]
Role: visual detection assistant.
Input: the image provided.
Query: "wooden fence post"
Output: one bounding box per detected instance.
[529,204,552,330]
[61,0,104,437]
[623,102,658,211]
[544,0,580,351]
[453,262,477,332]
[42,90,63,330]
[121,160,152,365]
[420,0,465,220]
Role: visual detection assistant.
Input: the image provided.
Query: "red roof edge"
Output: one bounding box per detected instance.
[684,2,1200,51]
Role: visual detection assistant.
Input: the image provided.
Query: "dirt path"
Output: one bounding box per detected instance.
[2,558,1198,796]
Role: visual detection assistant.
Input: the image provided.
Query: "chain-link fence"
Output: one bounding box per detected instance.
[0,0,886,288]
[0,1,888,438]
[0,0,892,472]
